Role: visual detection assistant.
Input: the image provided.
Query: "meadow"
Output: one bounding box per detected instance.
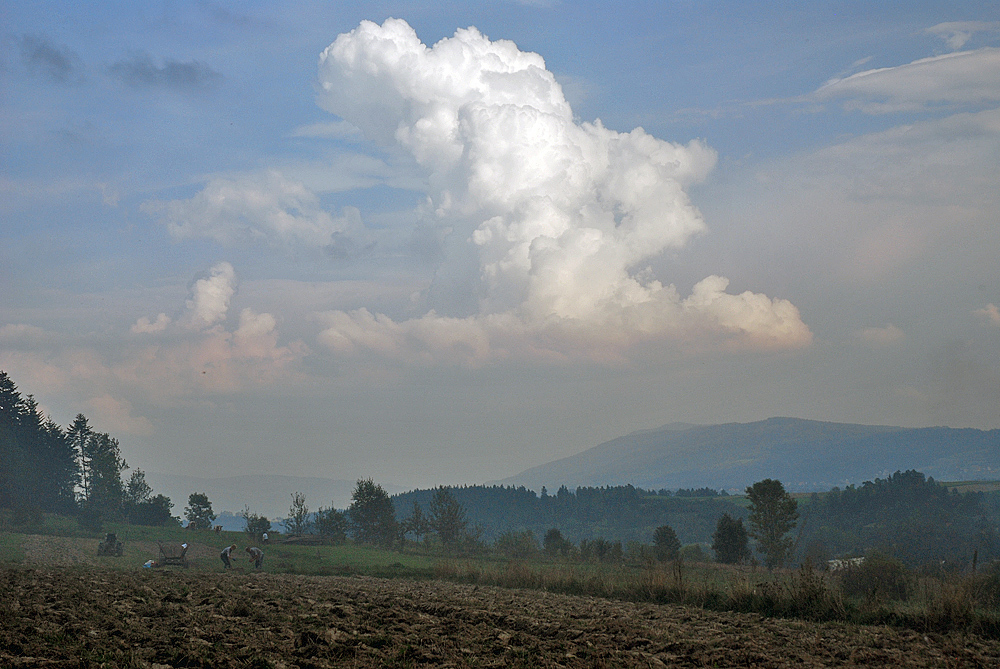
[5,510,1000,648]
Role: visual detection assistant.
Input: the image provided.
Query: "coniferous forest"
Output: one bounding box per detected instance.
[0,370,174,527]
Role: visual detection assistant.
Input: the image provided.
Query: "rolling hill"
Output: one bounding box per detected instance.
[496,417,1000,493]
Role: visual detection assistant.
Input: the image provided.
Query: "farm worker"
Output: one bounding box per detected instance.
[262,532,268,545]
[245,546,264,569]
[220,544,237,569]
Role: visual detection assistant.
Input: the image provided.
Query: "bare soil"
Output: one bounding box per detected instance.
[3,567,1000,668]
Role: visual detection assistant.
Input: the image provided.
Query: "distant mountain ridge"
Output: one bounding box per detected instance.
[496,417,1000,493]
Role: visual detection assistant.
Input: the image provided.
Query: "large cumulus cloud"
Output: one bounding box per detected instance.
[314,19,810,363]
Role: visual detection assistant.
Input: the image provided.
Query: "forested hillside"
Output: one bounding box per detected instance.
[798,470,1000,567]
[393,484,744,545]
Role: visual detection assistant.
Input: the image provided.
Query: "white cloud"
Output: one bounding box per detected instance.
[815,47,1000,113]
[184,261,236,330]
[132,263,237,334]
[142,171,366,251]
[85,394,154,436]
[975,303,1000,326]
[131,313,172,334]
[0,266,310,454]
[311,19,810,362]
[127,262,308,389]
[926,22,1000,50]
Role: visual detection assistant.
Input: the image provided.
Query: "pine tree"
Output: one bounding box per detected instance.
[0,374,78,513]
[66,414,94,502]
[85,432,127,517]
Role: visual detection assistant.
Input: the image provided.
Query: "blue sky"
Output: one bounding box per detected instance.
[2,1,999,494]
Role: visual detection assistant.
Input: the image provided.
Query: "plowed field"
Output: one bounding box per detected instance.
[2,567,998,668]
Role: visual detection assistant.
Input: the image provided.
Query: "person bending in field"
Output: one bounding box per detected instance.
[220,544,237,570]
[245,546,264,570]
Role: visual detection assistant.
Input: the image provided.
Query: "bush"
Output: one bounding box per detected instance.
[838,552,909,602]
[679,543,709,563]
[543,528,573,558]
[974,562,1000,609]
[494,530,538,559]
[580,537,623,563]
[76,506,103,533]
[12,504,43,529]
[790,559,843,620]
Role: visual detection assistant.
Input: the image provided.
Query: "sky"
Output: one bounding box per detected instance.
[2,1,999,494]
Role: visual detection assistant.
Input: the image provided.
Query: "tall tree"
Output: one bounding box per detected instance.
[66,414,94,502]
[0,375,29,509]
[84,432,127,517]
[123,469,159,524]
[124,469,153,509]
[348,478,397,547]
[314,506,347,544]
[39,416,78,512]
[653,524,681,561]
[0,375,77,513]
[712,513,751,564]
[428,486,469,551]
[185,492,216,529]
[284,491,311,536]
[403,501,429,542]
[746,479,799,569]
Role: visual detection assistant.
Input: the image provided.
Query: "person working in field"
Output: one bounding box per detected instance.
[245,545,264,570]
[220,544,237,570]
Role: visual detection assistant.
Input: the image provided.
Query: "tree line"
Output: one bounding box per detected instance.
[252,480,472,552]
[0,370,174,527]
[391,483,745,545]
[798,469,1000,568]
[244,477,792,569]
